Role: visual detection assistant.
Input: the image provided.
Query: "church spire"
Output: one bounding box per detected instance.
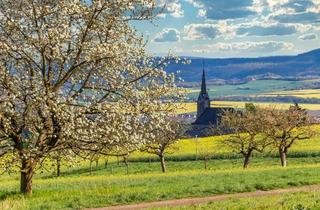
[201,59,207,94]
[197,59,210,118]
[201,68,207,94]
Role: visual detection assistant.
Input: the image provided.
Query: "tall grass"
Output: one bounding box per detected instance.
[153,191,320,210]
[1,158,320,209]
[1,130,320,209]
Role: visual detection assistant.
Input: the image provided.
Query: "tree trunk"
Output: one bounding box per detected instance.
[204,157,208,170]
[89,160,93,175]
[56,159,61,177]
[104,157,109,169]
[95,159,99,168]
[123,157,129,175]
[243,151,252,169]
[160,154,166,173]
[279,147,287,167]
[20,158,34,195]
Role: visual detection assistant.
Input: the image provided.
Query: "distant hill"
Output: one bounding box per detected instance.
[165,49,320,87]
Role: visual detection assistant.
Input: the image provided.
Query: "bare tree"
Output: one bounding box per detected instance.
[220,104,272,169]
[263,104,315,167]
[0,0,183,195]
[141,117,186,173]
[198,141,212,170]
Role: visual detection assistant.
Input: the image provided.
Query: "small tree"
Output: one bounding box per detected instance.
[220,104,271,169]
[264,104,315,167]
[141,117,185,173]
[198,141,212,170]
[110,148,132,175]
[48,150,76,177]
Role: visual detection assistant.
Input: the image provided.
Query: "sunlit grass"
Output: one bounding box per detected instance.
[154,191,320,210]
[177,101,320,114]
[130,125,320,162]
[1,125,320,209]
[2,158,320,209]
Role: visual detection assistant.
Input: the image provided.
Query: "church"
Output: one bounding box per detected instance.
[187,69,232,137]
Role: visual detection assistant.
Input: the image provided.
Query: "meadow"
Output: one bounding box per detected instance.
[2,158,320,210]
[177,101,320,114]
[186,80,314,100]
[259,89,320,99]
[2,134,320,209]
[154,191,320,210]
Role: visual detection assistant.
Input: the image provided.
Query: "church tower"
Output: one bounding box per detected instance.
[197,69,210,118]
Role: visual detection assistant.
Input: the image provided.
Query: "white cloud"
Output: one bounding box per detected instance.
[154,28,181,42]
[211,41,294,52]
[236,22,314,36]
[187,0,259,20]
[166,0,184,18]
[299,33,318,40]
[157,0,184,18]
[268,0,320,23]
[184,24,220,40]
[183,23,234,40]
[184,0,320,41]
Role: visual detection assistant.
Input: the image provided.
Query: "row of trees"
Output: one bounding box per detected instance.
[220,103,316,169]
[45,116,185,176]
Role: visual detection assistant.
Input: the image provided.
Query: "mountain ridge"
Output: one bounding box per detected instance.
[165,48,320,87]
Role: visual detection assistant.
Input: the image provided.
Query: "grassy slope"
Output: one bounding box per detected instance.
[154,191,320,210]
[2,158,320,209]
[2,134,320,209]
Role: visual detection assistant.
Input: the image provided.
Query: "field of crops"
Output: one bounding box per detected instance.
[259,89,320,99]
[177,101,320,114]
[187,80,314,100]
[131,130,320,161]
[1,133,320,209]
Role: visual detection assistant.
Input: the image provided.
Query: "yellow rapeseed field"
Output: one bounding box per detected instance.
[258,89,320,99]
[177,101,320,114]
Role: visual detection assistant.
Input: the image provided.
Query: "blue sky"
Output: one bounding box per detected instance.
[133,0,320,58]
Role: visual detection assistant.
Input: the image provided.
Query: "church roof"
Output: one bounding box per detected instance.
[193,107,230,125]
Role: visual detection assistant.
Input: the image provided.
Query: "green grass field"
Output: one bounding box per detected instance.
[187,80,314,100]
[2,158,320,210]
[2,133,320,209]
[154,191,320,210]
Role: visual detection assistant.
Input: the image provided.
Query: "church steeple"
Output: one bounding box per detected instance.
[201,68,207,94]
[197,63,210,118]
